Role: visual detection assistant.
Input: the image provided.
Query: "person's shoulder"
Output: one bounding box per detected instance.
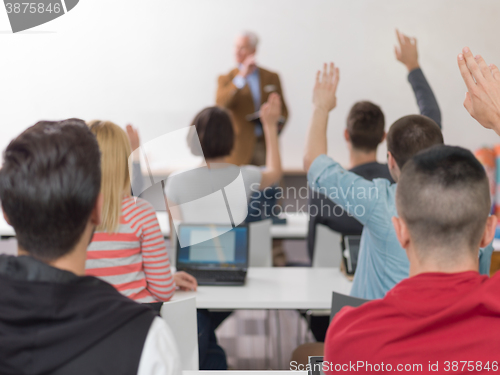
[240,164,262,174]
[123,196,155,215]
[137,317,181,375]
[331,298,389,329]
[326,299,390,352]
[351,162,394,183]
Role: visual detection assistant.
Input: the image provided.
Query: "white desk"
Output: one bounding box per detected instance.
[183,372,306,375]
[0,211,309,240]
[170,267,352,310]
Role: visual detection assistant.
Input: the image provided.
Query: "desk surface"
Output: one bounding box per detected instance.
[0,211,309,240]
[170,267,352,310]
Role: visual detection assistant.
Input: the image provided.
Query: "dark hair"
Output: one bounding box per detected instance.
[0,119,101,261]
[188,107,234,159]
[346,101,385,151]
[386,115,443,169]
[397,145,490,253]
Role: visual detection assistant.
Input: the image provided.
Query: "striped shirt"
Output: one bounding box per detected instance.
[86,196,175,303]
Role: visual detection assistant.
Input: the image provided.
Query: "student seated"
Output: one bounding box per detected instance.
[324,145,499,373]
[164,93,283,223]
[84,121,231,370]
[85,120,197,302]
[307,30,440,264]
[0,119,180,375]
[304,62,446,300]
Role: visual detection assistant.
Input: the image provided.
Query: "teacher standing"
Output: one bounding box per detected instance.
[216,31,289,166]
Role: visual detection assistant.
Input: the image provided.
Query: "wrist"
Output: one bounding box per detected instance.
[406,63,420,72]
[313,105,331,116]
[262,121,279,132]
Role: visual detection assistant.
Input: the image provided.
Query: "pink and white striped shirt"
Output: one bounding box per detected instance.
[86,196,175,303]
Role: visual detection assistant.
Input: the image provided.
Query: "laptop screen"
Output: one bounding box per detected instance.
[176,225,248,269]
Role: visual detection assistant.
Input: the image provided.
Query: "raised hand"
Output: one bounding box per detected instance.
[126,124,140,151]
[395,29,419,72]
[458,47,500,135]
[260,92,282,129]
[239,53,257,77]
[313,62,340,113]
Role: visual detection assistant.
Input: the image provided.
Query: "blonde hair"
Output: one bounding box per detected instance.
[88,120,132,233]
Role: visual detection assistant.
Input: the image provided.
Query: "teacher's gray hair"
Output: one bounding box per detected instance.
[240,31,259,49]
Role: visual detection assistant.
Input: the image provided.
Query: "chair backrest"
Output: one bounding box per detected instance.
[330,291,369,321]
[248,219,273,267]
[312,224,342,268]
[160,296,199,371]
[341,234,362,275]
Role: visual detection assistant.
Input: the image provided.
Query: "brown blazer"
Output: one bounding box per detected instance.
[216,66,288,166]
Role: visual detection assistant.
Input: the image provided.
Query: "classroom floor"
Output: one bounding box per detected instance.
[215,239,313,370]
[217,309,315,370]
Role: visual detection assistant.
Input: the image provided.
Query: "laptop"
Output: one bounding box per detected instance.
[175,224,249,286]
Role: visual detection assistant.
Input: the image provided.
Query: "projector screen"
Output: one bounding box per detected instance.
[0,0,499,170]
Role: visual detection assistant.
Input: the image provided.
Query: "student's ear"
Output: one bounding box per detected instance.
[2,207,11,226]
[479,215,498,248]
[90,193,103,226]
[387,151,400,180]
[392,216,410,250]
[344,129,350,143]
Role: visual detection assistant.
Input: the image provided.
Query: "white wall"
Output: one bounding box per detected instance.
[0,0,499,169]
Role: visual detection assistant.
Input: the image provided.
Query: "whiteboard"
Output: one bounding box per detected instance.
[0,0,499,170]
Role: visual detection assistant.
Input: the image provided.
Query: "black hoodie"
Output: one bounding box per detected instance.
[0,255,157,375]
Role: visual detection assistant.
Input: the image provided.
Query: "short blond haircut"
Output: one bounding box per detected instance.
[88,120,131,233]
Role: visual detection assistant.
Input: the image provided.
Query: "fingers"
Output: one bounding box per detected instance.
[394,45,401,60]
[332,67,340,90]
[322,63,328,82]
[316,70,321,84]
[491,64,500,81]
[270,92,281,107]
[475,54,493,81]
[328,62,335,81]
[463,92,473,116]
[463,46,486,84]
[396,29,404,47]
[458,51,477,91]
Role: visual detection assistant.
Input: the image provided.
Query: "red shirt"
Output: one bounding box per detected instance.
[324,271,500,374]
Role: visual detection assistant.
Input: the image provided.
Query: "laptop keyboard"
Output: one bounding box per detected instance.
[186,269,247,283]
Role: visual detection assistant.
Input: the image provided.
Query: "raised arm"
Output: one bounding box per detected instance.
[457,47,500,135]
[303,63,339,172]
[259,92,283,188]
[395,30,442,127]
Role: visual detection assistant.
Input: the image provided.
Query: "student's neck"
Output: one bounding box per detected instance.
[409,249,479,277]
[349,148,377,169]
[205,157,227,168]
[18,224,94,277]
